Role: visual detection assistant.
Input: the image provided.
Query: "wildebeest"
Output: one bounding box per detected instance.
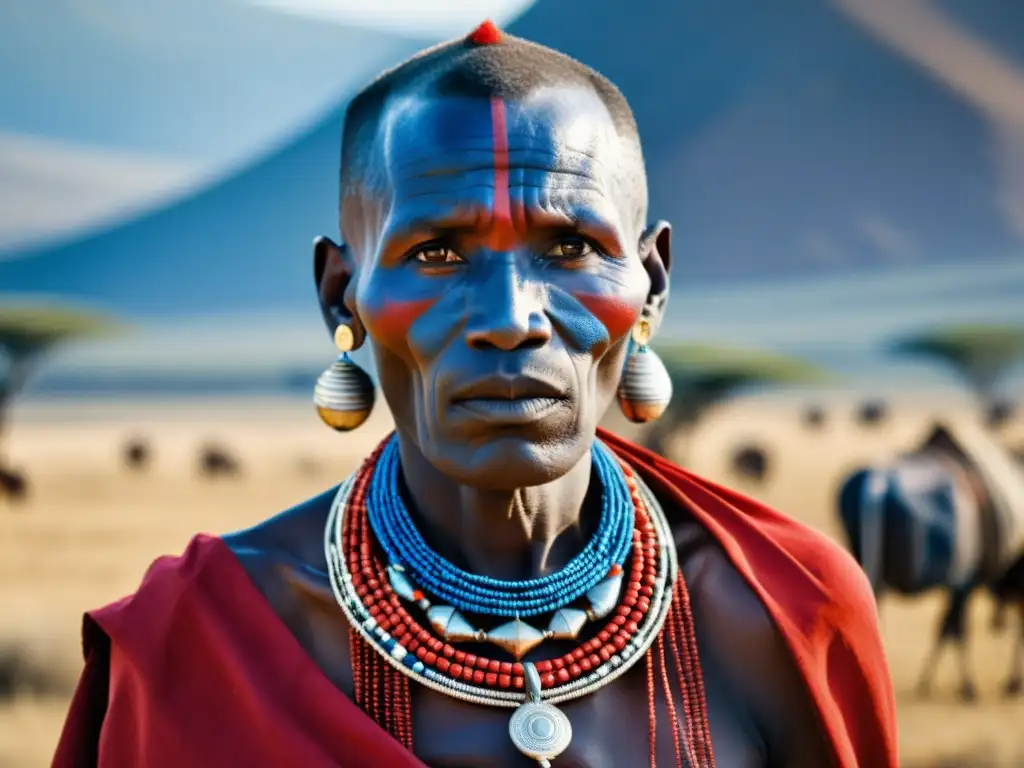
[837,422,1024,700]
[856,399,889,427]
[123,437,152,472]
[0,466,28,505]
[198,444,241,479]
[802,404,826,429]
[731,443,770,484]
[985,399,1015,430]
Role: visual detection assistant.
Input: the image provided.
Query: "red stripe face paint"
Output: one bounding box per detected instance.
[365,298,439,343]
[484,96,517,253]
[574,294,644,343]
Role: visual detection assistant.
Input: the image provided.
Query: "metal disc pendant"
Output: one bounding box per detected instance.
[508,663,572,767]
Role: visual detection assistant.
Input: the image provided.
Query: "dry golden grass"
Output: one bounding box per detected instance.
[0,395,1022,767]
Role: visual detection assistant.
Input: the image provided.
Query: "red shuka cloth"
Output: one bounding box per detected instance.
[52,431,898,767]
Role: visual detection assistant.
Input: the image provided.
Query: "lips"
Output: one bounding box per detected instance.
[450,374,569,404]
[449,374,571,425]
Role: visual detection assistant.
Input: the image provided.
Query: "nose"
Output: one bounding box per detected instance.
[465,261,552,351]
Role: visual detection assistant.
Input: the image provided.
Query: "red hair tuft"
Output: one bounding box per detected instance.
[468,19,503,46]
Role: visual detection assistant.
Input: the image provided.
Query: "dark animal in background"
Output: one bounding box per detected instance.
[0,466,28,505]
[837,423,1024,701]
[856,399,889,427]
[985,399,1015,430]
[0,641,73,701]
[802,405,826,429]
[731,444,769,484]
[123,438,152,472]
[991,555,1024,697]
[199,444,241,479]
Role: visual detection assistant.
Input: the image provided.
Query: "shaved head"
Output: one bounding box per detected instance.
[316,22,671,489]
[338,25,647,232]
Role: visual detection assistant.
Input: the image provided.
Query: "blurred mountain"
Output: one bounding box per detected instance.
[511,0,1024,281]
[1,0,1022,316]
[0,0,430,250]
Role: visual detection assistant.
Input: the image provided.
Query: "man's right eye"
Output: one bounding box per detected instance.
[412,245,463,264]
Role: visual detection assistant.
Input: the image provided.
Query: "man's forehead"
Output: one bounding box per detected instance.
[375,86,622,175]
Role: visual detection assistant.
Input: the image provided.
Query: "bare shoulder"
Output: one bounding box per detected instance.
[221,486,339,604]
[224,486,337,566]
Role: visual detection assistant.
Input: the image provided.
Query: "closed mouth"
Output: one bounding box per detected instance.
[455,396,564,411]
[452,396,568,422]
[450,375,569,405]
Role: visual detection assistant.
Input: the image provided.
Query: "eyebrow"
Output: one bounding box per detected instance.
[379,202,625,261]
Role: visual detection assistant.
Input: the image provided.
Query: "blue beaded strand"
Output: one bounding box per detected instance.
[366,435,635,617]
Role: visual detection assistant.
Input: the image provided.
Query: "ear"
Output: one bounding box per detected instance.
[638,220,671,334]
[313,235,365,349]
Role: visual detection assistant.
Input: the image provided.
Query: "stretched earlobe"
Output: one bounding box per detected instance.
[313,235,365,349]
[640,221,672,275]
[638,221,671,331]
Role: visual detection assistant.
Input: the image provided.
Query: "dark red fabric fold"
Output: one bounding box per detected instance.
[599,429,899,768]
[53,533,425,768]
[52,431,897,767]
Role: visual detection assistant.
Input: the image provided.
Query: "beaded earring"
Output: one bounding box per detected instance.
[616,318,673,423]
[314,324,376,431]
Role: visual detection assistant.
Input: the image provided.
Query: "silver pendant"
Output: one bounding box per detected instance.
[508,663,572,767]
[486,619,546,660]
[547,608,588,640]
[426,606,481,643]
[585,573,623,620]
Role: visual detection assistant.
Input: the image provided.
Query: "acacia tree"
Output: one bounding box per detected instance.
[0,303,120,465]
[889,324,1024,425]
[637,342,834,461]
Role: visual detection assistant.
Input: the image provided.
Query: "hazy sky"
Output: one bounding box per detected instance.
[0,0,533,251]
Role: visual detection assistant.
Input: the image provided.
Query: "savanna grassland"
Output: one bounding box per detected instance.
[1,396,1022,767]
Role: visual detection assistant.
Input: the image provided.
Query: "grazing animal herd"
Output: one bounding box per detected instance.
[0,439,246,506]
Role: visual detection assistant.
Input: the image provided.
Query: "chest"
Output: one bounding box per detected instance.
[284,574,766,768]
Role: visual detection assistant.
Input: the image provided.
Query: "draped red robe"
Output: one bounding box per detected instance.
[52,431,898,767]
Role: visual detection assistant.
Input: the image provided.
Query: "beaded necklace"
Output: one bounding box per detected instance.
[326,435,716,768]
[367,436,636,659]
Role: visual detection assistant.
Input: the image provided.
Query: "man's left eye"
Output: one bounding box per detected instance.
[545,239,594,260]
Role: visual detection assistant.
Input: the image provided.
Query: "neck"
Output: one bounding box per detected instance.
[394,429,597,581]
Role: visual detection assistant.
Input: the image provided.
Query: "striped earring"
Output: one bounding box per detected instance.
[617,319,672,423]
[314,324,375,431]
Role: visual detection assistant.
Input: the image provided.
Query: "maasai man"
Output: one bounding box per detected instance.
[53,22,897,768]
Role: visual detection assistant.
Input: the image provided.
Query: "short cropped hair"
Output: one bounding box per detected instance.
[338,30,646,221]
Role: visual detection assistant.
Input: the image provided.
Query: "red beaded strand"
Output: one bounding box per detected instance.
[665,588,700,767]
[672,576,715,766]
[646,646,658,768]
[645,575,715,768]
[655,632,685,768]
[348,443,413,743]
[396,667,414,750]
[348,627,361,706]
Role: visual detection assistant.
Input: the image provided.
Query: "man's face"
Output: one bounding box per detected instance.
[345,86,656,489]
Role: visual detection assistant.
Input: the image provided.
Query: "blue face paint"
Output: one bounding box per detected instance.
[349,87,654,487]
[546,288,612,355]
